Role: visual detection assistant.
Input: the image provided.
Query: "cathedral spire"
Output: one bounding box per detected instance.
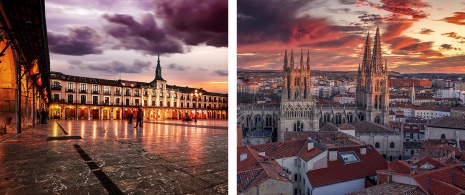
[371,26,383,74]
[284,49,288,70]
[306,50,310,70]
[290,50,294,69]
[300,49,304,69]
[362,32,372,74]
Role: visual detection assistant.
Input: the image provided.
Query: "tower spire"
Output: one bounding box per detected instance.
[284,49,288,70]
[155,53,165,81]
[300,49,304,69]
[362,32,372,74]
[371,26,382,74]
[290,50,294,69]
[306,50,310,70]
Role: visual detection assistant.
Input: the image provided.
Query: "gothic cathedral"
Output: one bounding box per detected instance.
[279,50,318,140]
[355,27,390,126]
[278,27,390,140]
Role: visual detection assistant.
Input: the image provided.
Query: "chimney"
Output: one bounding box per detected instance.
[307,137,314,150]
[240,153,247,161]
[259,152,265,157]
[329,148,338,161]
[360,146,367,155]
[427,176,430,191]
[410,165,417,175]
[450,171,454,183]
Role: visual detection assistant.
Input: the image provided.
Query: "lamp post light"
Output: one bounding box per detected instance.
[191,89,202,123]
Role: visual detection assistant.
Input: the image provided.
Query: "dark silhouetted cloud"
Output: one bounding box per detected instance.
[338,0,357,5]
[379,0,430,20]
[420,28,434,35]
[167,63,190,71]
[358,14,383,24]
[102,13,183,55]
[48,26,103,56]
[155,0,228,47]
[213,70,228,76]
[83,59,152,74]
[441,44,452,50]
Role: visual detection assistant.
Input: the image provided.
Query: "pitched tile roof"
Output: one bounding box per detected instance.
[306,145,387,188]
[351,121,396,134]
[247,139,325,162]
[248,140,306,159]
[338,123,356,130]
[382,162,465,195]
[237,146,292,193]
[388,160,411,174]
[320,123,339,132]
[427,117,465,130]
[413,157,446,168]
[347,182,425,195]
[411,164,465,195]
[284,131,365,149]
[298,142,326,161]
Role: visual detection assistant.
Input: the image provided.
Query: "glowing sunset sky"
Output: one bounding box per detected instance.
[238,0,465,73]
[46,0,228,93]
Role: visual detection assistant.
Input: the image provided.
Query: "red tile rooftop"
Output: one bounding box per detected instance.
[388,160,411,174]
[338,123,356,130]
[248,140,306,159]
[284,131,366,149]
[351,121,396,134]
[427,117,465,130]
[347,182,425,195]
[307,145,387,188]
[237,146,292,193]
[413,165,465,195]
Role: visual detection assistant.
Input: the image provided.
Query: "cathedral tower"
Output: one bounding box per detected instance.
[279,49,317,141]
[355,27,390,125]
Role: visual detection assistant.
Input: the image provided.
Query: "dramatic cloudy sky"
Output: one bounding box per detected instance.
[46,0,228,93]
[238,0,465,73]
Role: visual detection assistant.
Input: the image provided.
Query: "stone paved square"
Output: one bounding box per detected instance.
[0,119,228,194]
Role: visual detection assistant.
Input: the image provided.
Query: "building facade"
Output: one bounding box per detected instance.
[49,55,227,120]
[279,50,319,140]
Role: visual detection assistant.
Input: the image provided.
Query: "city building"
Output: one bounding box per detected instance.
[49,55,227,120]
[0,0,50,133]
[425,117,465,141]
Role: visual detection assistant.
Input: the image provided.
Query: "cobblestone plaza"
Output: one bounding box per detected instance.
[0,119,228,194]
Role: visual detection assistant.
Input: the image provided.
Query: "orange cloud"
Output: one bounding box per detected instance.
[442,12,465,25]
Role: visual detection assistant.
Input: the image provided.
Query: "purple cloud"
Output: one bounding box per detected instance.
[48,26,103,56]
[155,0,228,47]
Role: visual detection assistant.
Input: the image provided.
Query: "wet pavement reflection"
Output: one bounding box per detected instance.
[0,119,228,194]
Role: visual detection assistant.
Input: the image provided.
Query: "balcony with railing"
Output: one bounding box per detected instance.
[66,87,75,92]
[91,90,100,94]
[51,85,62,90]
[134,92,140,97]
[143,92,148,97]
[125,92,131,96]
[79,88,88,93]
[103,91,111,95]
[114,91,121,96]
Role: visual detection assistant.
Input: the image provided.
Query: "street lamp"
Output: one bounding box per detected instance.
[191,89,202,123]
